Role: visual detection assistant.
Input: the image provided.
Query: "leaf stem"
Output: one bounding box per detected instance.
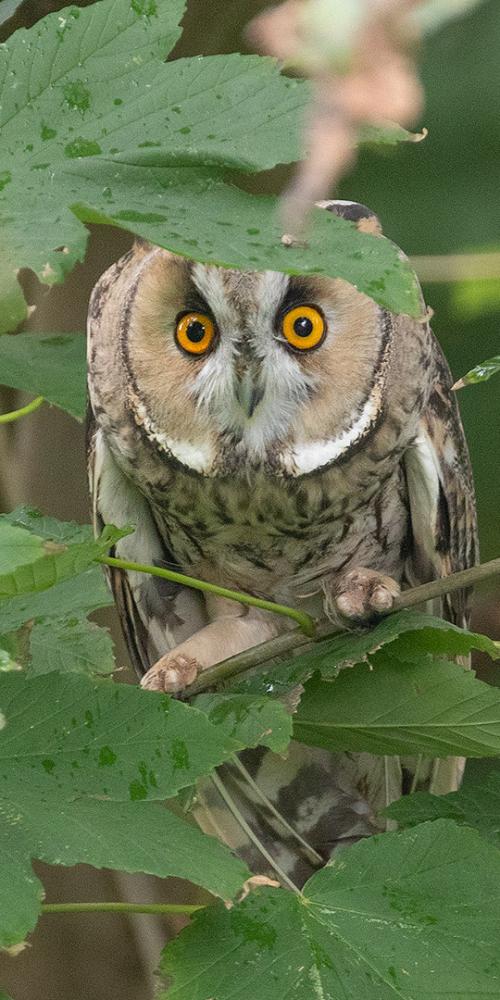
[99,555,316,637]
[188,557,500,694]
[0,395,44,424]
[41,902,204,916]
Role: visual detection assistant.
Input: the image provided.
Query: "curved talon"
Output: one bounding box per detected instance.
[323,567,400,625]
[140,654,200,694]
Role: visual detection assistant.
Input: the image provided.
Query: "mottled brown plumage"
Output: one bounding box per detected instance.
[87,201,477,886]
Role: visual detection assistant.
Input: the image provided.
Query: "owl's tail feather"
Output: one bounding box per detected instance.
[208,771,305,892]
[193,743,401,889]
[229,755,324,866]
[194,754,328,890]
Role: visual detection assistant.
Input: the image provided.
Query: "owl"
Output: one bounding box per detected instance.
[87,201,477,887]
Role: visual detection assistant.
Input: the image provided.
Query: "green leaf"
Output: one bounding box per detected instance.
[0,670,240,801]
[193,694,292,754]
[0,333,86,419]
[159,820,500,1000]
[0,510,115,678]
[0,517,127,599]
[0,566,113,633]
[1,507,93,543]
[0,670,253,944]
[454,354,500,389]
[293,657,500,757]
[0,0,422,325]
[28,617,114,676]
[310,610,500,671]
[231,610,500,698]
[73,170,421,316]
[0,522,45,574]
[385,770,500,846]
[2,795,248,947]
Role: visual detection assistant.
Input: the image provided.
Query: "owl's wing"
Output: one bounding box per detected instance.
[87,418,207,677]
[403,337,478,628]
[402,337,478,795]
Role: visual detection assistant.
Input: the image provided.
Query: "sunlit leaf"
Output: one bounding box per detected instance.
[0,632,20,672]
[0,522,45,574]
[0,0,422,330]
[451,278,500,322]
[0,513,127,599]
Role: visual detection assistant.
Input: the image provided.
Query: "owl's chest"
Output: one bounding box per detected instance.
[147,462,410,598]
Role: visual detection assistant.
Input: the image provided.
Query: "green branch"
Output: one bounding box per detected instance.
[99,555,316,637]
[42,902,204,916]
[99,550,500,692]
[0,395,44,424]
[188,556,500,694]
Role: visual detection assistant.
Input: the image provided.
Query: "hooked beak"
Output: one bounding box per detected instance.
[235,372,264,418]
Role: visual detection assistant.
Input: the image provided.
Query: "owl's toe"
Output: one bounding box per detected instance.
[324,567,400,625]
[140,653,199,694]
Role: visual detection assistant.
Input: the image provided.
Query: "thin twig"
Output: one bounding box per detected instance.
[209,771,301,893]
[0,395,44,424]
[230,753,324,866]
[188,557,500,695]
[99,555,315,637]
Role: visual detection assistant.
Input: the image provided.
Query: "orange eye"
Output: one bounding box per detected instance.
[281,305,326,351]
[175,312,216,355]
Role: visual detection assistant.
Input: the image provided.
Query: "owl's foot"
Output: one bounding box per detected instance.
[139,610,282,695]
[323,567,400,626]
[140,653,200,694]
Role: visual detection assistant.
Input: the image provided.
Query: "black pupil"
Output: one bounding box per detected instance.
[293,315,314,338]
[186,319,206,343]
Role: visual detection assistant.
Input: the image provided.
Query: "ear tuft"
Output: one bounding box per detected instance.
[316,200,383,235]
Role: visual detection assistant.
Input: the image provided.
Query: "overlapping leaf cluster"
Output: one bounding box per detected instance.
[1,507,500,999]
[0,508,293,948]
[0,0,423,345]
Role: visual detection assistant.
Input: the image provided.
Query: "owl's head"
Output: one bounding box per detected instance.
[89,202,425,478]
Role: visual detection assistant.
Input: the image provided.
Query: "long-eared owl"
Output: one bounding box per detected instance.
[87,201,477,888]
